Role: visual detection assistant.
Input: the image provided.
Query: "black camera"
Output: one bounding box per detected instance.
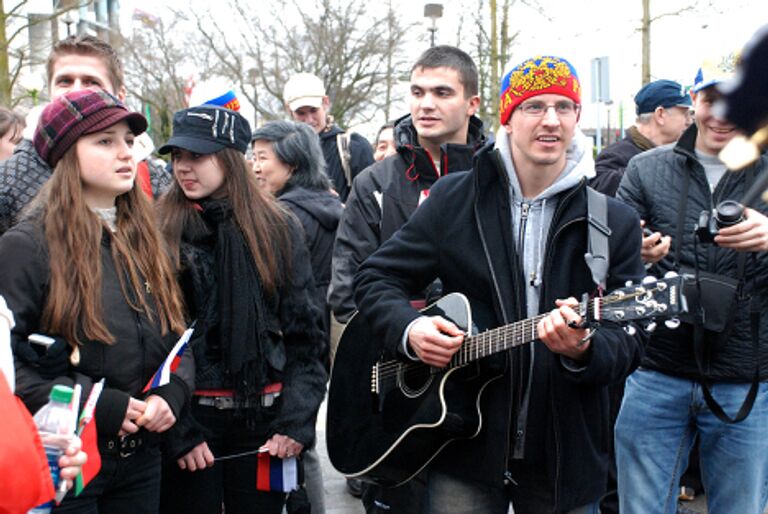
[695,200,745,244]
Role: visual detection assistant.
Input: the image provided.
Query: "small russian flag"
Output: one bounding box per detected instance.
[143,327,194,393]
[256,451,301,493]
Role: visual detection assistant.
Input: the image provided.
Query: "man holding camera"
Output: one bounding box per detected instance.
[615,55,768,513]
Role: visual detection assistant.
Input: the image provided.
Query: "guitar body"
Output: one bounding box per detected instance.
[326,277,685,487]
[326,293,501,487]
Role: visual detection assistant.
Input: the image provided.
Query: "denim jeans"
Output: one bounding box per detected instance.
[426,470,599,514]
[615,368,768,514]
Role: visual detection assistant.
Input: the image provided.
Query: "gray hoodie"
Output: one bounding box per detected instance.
[494,125,596,317]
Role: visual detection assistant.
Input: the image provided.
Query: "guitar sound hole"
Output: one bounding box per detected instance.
[397,363,433,398]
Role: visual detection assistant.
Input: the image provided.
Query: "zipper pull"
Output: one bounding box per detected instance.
[520,202,530,220]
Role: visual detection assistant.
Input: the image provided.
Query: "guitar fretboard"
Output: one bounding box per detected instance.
[451,298,598,367]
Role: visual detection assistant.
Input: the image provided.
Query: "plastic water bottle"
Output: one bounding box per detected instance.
[28,385,75,514]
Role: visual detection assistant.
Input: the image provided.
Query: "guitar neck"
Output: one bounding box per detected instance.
[451,313,545,367]
[451,298,598,367]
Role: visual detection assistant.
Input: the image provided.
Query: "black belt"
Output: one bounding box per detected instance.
[98,432,158,458]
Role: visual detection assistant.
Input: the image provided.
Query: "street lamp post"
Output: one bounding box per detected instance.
[424,4,443,47]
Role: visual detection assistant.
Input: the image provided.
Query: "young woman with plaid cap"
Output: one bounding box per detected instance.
[157,105,326,514]
[0,89,190,513]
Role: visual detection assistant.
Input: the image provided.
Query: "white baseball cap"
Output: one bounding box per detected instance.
[283,72,326,112]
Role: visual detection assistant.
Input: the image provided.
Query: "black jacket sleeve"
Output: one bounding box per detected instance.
[353,187,443,356]
[328,168,383,322]
[555,200,646,386]
[269,219,328,446]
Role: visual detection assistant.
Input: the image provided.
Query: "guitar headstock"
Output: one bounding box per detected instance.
[599,273,687,328]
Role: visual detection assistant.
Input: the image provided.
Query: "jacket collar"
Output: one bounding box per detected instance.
[392,114,487,183]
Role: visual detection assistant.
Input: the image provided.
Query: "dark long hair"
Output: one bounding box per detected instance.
[158,147,292,294]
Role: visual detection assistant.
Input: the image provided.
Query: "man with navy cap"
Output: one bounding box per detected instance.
[591,79,692,196]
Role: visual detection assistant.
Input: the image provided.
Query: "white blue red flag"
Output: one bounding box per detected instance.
[142,327,194,393]
[256,450,301,492]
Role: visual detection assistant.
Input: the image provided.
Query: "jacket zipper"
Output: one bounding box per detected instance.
[517,202,531,275]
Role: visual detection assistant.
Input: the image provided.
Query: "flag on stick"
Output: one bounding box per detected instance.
[256,449,301,492]
[142,327,194,393]
[74,379,104,496]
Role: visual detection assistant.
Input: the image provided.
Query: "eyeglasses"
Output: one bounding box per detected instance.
[517,100,580,118]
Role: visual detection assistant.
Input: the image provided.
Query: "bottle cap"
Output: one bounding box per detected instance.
[50,384,74,404]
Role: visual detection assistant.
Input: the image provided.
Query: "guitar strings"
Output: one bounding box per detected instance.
[371,284,669,383]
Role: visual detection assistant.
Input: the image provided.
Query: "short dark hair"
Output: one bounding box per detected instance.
[251,120,331,191]
[0,107,25,143]
[411,45,478,98]
[46,35,124,94]
[375,122,395,144]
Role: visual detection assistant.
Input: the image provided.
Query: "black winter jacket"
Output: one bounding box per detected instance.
[328,114,487,322]
[590,126,655,196]
[319,125,375,202]
[170,210,327,457]
[278,184,343,341]
[617,124,768,382]
[0,140,50,235]
[0,220,193,438]
[354,143,645,511]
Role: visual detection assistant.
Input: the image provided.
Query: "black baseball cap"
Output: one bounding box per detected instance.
[158,105,251,155]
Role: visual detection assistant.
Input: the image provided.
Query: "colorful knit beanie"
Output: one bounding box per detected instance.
[499,55,581,125]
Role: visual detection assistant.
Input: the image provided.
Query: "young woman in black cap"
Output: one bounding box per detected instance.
[157,105,326,514]
[0,89,190,513]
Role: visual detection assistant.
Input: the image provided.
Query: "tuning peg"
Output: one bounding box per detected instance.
[665,318,681,329]
[642,276,657,286]
[645,321,657,333]
[664,271,679,279]
[624,325,637,336]
[625,280,634,288]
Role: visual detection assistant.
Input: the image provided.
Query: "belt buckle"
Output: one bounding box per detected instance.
[119,436,141,458]
[261,391,281,407]
[214,396,235,410]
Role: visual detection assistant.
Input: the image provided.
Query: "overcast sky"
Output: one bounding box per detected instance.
[119,0,768,134]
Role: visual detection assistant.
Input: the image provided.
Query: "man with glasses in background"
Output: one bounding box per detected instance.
[353,55,645,513]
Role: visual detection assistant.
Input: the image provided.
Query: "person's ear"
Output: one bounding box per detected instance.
[467,95,481,117]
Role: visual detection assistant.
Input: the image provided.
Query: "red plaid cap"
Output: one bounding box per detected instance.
[33,89,147,168]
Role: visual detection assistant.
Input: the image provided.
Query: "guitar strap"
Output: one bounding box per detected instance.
[585,186,611,290]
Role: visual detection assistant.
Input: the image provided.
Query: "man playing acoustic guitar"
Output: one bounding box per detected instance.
[354,56,647,513]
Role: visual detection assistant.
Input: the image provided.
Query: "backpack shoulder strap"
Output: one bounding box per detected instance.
[336,132,352,187]
[585,186,612,290]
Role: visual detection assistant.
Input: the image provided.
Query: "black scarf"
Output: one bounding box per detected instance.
[199,199,277,401]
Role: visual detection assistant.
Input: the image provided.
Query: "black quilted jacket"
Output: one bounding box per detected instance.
[0,140,51,235]
[617,124,768,382]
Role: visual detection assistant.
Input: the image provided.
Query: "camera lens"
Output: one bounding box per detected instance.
[715,200,745,227]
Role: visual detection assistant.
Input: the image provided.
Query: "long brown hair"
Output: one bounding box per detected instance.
[158,147,292,294]
[30,147,186,347]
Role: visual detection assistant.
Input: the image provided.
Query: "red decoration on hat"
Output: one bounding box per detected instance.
[499,56,581,125]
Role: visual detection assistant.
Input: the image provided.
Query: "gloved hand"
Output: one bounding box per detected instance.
[15,337,70,379]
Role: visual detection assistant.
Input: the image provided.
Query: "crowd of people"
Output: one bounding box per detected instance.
[0,25,766,514]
